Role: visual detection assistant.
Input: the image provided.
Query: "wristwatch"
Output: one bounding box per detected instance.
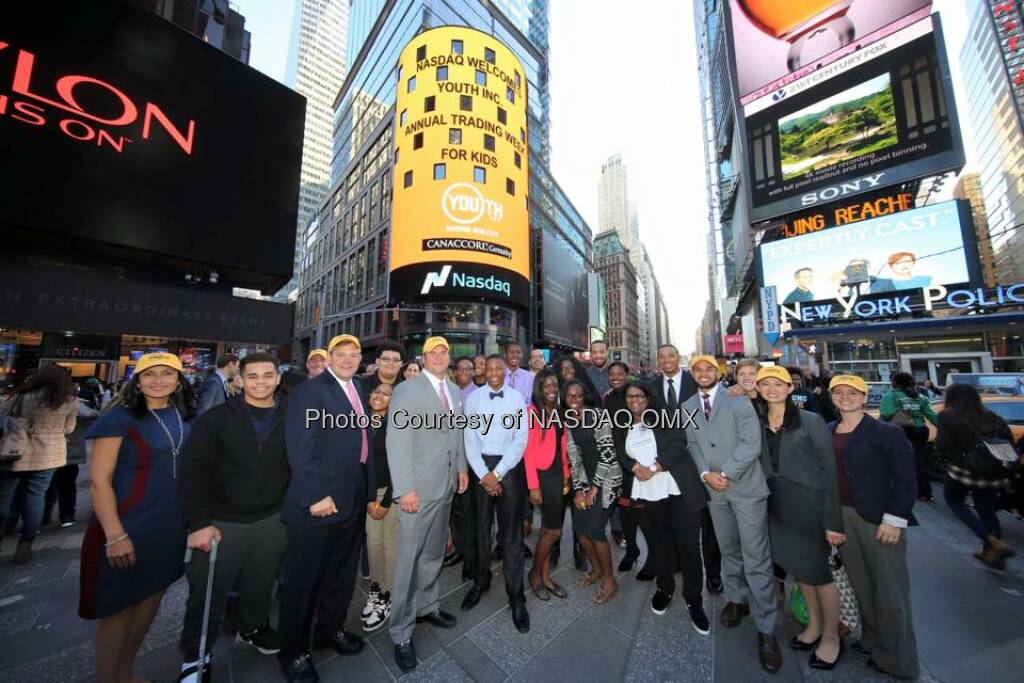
[648,464,658,473]
[493,471,503,482]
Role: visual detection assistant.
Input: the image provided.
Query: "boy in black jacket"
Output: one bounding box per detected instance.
[176,352,291,682]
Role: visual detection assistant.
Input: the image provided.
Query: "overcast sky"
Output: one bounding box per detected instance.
[240,0,973,353]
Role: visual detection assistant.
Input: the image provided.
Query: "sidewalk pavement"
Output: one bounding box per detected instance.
[1,469,1023,682]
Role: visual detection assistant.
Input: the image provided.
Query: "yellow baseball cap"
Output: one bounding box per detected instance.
[829,374,868,394]
[133,352,183,375]
[327,334,361,352]
[307,348,328,361]
[689,354,718,371]
[423,336,450,354]
[756,365,792,384]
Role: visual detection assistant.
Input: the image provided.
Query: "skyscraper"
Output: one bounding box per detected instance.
[594,231,640,366]
[953,172,997,286]
[281,0,349,298]
[131,0,251,62]
[961,0,1024,284]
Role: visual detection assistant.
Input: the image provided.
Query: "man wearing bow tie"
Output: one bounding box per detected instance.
[461,355,530,632]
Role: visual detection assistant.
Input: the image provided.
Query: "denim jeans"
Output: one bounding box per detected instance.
[0,469,58,543]
[943,477,1001,541]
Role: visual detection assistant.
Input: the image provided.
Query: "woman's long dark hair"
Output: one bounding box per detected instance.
[531,369,562,443]
[16,364,76,410]
[891,372,919,399]
[398,359,422,383]
[557,356,600,406]
[753,392,803,431]
[122,369,198,420]
[623,381,655,423]
[942,383,1001,435]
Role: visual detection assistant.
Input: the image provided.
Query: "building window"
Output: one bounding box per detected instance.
[399,109,408,125]
[484,47,496,64]
[506,87,515,104]
[514,151,521,168]
[506,178,515,195]
[520,127,526,142]
[407,76,416,93]
[424,95,435,112]
[449,128,462,144]
[403,170,413,187]
[413,132,423,150]
[416,45,426,61]
[394,147,399,163]
[452,39,463,54]
[397,64,402,81]
[483,134,495,151]
[475,69,487,86]
[434,163,446,180]
[497,106,507,124]
[460,95,472,111]
[474,166,486,183]
[437,65,448,81]
[514,71,521,88]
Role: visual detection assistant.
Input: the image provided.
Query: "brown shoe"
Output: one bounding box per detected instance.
[758,632,782,673]
[975,534,1014,569]
[719,602,750,628]
[13,542,32,565]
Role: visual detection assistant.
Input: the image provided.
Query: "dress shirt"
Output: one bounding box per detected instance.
[216,369,230,398]
[664,369,684,407]
[625,424,680,501]
[459,383,479,410]
[505,367,534,402]
[463,383,528,479]
[423,370,456,411]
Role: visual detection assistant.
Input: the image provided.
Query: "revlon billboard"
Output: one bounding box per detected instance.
[0,0,305,291]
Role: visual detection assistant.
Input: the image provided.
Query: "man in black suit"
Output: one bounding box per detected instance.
[647,344,722,595]
[196,354,238,416]
[278,334,375,683]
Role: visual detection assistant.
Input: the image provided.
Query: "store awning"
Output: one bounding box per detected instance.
[783,311,1024,339]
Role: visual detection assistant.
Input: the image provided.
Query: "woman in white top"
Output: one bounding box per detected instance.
[623,382,711,635]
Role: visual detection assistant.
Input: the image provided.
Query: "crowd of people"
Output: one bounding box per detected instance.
[0,338,1020,682]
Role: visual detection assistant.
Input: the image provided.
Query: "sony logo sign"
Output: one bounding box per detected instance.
[800,173,886,207]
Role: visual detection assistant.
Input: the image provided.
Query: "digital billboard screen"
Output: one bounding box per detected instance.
[727,0,932,103]
[740,15,964,223]
[759,200,977,305]
[388,27,530,308]
[541,230,589,349]
[0,0,306,290]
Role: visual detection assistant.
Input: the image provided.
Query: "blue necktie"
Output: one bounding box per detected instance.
[489,391,503,400]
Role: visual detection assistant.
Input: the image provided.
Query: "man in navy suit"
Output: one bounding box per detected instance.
[196,354,238,416]
[278,334,375,683]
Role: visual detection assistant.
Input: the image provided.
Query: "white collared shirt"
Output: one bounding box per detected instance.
[423,370,456,410]
[697,381,721,409]
[463,383,528,479]
[664,369,684,405]
[326,366,361,404]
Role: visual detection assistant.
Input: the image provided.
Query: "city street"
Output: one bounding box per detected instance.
[0,469,1022,683]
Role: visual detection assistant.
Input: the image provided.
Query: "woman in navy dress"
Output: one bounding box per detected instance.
[79,353,198,683]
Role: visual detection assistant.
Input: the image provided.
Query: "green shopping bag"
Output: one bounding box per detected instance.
[789,585,808,626]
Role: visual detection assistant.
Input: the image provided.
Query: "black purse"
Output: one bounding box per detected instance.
[958,426,1022,480]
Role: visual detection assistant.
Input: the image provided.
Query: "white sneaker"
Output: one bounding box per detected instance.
[361,582,380,622]
[364,594,390,633]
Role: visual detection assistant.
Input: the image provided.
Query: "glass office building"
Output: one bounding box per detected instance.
[295,0,588,359]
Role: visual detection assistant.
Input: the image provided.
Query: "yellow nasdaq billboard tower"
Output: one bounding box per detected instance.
[389,27,530,307]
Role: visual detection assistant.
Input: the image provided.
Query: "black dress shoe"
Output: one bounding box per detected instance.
[491,544,503,562]
[394,640,417,672]
[706,576,723,595]
[618,555,637,572]
[461,567,475,582]
[312,630,364,655]
[789,634,821,651]
[809,640,844,670]
[758,632,782,673]
[511,601,530,633]
[720,602,750,628]
[416,609,457,628]
[461,583,487,611]
[442,551,463,568]
[279,653,319,683]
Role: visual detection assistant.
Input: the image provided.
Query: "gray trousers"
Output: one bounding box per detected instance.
[179,514,287,661]
[388,493,453,643]
[840,506,920,678]
[708,494,777,633]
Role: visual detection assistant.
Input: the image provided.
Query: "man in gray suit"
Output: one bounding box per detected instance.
[386,336,469,673]
[683,355,781,673]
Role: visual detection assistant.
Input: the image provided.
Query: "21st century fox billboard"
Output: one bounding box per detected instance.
[724,2,965,224]
[389,27,530,307]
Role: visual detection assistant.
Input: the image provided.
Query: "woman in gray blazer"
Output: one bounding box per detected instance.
[754,366,846,670]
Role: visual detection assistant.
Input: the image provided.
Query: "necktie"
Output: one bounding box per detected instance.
[667,378,678,412]
[344,382,368,463]
[438,382,451,412]
[490,390,504,400]
[702,393,712,422]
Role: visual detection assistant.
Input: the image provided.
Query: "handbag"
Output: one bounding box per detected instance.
[831,550,860,632]
[789,585,808,626]
[959,435,1022,480]
[0,394,32,464]
[889,409,914,428]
